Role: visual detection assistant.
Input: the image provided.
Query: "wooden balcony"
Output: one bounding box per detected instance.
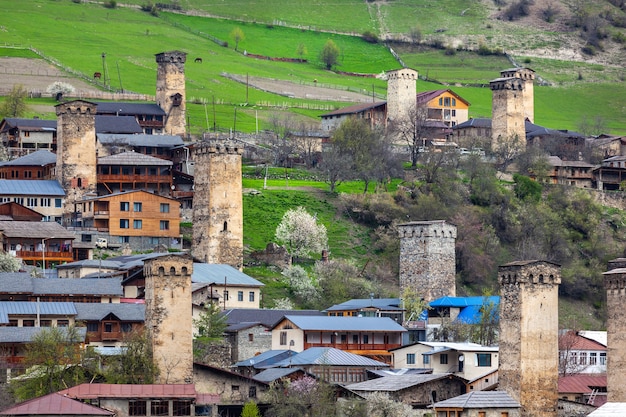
[17,250,73,263]
[304,342,401,351]
[97,174,171,183]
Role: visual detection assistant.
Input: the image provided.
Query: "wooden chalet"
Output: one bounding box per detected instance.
[0,220,75,268]
[96,151,173,196]
[0,150,56,180]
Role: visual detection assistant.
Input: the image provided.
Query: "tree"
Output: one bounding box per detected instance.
[367,392,413,417]
[578,114,608,136]
[275,206,328,259]
[401,286,429,323]
[0,251,22,272]
[390,104,431,167]
[319,143,353,192]
[320,39,340,70]
[268,113,298,167]
[559,330,590,376]
[296,43,308,62]
[103,330,159,384]
[0,84,28,118]
[193,302,227,341]
[282,265,320,306]
[230,27,245,51]
[241,400,261,417]
[313,259,376,309]
[46,81,75,100]
[266,376,336,417]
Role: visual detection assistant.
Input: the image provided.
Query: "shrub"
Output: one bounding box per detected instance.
[103,0,117,8]
[541,3,560,23]
[444,47,456,56]
[362,31,379,44]
[503,0,533,21]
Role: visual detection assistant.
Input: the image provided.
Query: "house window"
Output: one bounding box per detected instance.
[41,320,52,327]
[55,198,62,208]
[129,400,147,416]
[134,202,142,212]
[353,335,359,344]
[120,202,130,211]
[569,351,578,364]
[501,413,509,417]
[248,333,254,342]
[249,291,255,302]
[151,400,169,416]
[407,353,416,365]
[249,386,257,399]
[440,354,448,365]
[86,323,98,332]
[280,331,287,345]
[224,290,229,300]
[600,353,607,365]
[479,412,486,417]
[172,400,192,416]
[27,198,37,207]
[23,320,35,327]
[452,98,457,106]
[579,352,587,365]
[104,323,113,332]
[133,220,142,229]
[57,320,69,327]
[590,352,597,365]
[452,109,456,117]
[363,335,369,344]
[120,219,130,229]
[232,385,240,391]
[476,353,492,367]
[444,97,451,106]
[122,323,133,332]
[160,220,170,230]
[119,236,130,243]
[160,203,170,213]
[41,198,51,207]
[237,291,243,301]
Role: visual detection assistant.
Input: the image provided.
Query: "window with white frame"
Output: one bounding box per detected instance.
[590,352,597,365]
[407,353,416,365]
[579,352,587,365]
[600,352,607,365]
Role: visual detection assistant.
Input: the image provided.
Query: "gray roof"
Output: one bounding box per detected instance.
[0,272,35,294]
[31,278,123,297]
[73,302,144,321]
[346,373,453,392]
[0,301,76,323]
[55,259,124,271]
[192,264,264,287]
[221,308,323,327]
[0,179,65,196]
[253,367,304,383]
[431,391,521,409]
[97,150,172,166]
[95,115,143,134]
[1,118,56,131]
[97,134,184,148]
[233,350,296,368]
[325,298,402,312]
[274,347,389,368]
[0,326,86,343]
[277,315,406,332]
[95,102,166,116]
[453,118,491,129]
[0,221,75,239]
[0,150,57,167]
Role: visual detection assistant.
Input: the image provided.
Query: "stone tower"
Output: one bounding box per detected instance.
[498,260,560,417]
[500,67,535,122]
[192,139,244,269]
[386,68,418,124]
[398,220,457,303]
[155,51,186,137]
[490,76,526,153]
[55,100,98,224]
[144,253,193,384]
[603,266,626,402]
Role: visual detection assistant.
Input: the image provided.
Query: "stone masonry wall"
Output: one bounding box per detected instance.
[603,269,626,402]
[156,51,186,137]
[490,78,525,152]
[386,68,417,123]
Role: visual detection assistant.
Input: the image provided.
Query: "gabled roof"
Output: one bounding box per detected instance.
[0,392,114,416]
[0,301,76,324]
[0,326,87,343]
[95,102,166,116]
[346,373,455,392]
[59,383,196,399]
[0,220,75,239]
[0,150,57,167]
[320,101,385,118]
[276,315,406,332]
[324,298,402,312]
[416,89,470,106]
[74,302,145,321]
[547,156,597,168]
[453,118,491,129]
[97,150,172,166]
[0,118,56,132]
[95,115,143,134]
[391,341,498,353]
[0,272,35,294]
[97,133,184,148]
[559,331,607,351]
[273,347,389,368]
[233,350,297,369]
[588,403,626,416]
[253,367,305,383]
[432,391,521,409]
[559,374,607,394]
[31,277,123,297]
[192,264,264,287]
[0,179,65,196]
[222,308,323,328]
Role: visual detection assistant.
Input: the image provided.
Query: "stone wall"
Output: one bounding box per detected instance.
[500,68,535,123]
[386,68,417,123]
[490,77,525,152]
[604,269,626,402]
[156,51,186,137]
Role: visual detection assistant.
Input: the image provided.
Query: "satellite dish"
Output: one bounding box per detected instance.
[15,244,21,251]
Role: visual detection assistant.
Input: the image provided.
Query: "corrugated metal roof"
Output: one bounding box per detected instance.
[432,391,521,409]
[279,315,406,332]
[453,117,491,129]
[2,118,57,131]
[221,308,323,327]
[274,347,389,368]
[0,301,76,319]
[95,115,143,134]
[74,302,144,321]
[59,383,196,399]
[0,392,114,416]
[587,403,626,416]
[0,326,86,343]
[95,102,166,116]
[429,296,499,308]
[192,264,264,287]
[320,101,385,117]
[97,133,184,148]
[32,277,123,296]
[559,374,607,394]
[233,349,295,368]
[0,272,35,294]
[97,150,172,166]
[347,373,452,392]
[253,367,303,383]
[0,179,65,196]
[0,150,57,167]
[325,298,401,311]
[0,221,75,239]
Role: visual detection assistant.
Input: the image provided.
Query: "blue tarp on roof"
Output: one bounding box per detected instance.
[429,296,499,308]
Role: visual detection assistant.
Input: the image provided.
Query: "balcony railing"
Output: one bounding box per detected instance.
[304,342,401,351]
[17,250,73,261]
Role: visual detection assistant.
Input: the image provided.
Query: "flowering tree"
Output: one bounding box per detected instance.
[281,265,320,304]
[46,81,75,97]
[266,376,336,417]
[275,206,328,259]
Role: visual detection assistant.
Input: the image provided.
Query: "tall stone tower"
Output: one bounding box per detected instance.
[498,260,560,417]
[398,220,456,302]
[192,139,244,269]
[490,76,526,153]
[155,51,186,137]
[386,68,418,124]
[55,100,98,224]
[144,254,193,384]
[603,266,626,402]
[500,67,535,122]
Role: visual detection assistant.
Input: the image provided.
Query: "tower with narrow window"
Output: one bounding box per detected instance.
[398,220,457,303]
[500,67,535,123]
[498,260,560,417]
[603,266,626,401]
[55,100,97,224]
[144,253,193,384]
[156,51,186,137]
[490,76,526,154]
[386,68,418,124]
[192,139,244,269]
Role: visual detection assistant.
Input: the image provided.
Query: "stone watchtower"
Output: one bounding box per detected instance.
[498,260,560,417]
[144,254,193,384]
[386,68,418,124]
[55,100,98,223]
[603,266,626,402]
[490,76,526,153]
[398,220,456,303]
[500,67,535,123]
[192,140,244,270]
[156,51,186,137]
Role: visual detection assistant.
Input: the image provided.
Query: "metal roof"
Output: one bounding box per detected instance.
[0,392,114,416]
[59,383,196,399]
[278,315,406,332]
[0,272,35,294]
[95,102,166,116]
[1,118,57,131]
[0,326,86,343]
[73,302,144,321]
[0,221,76,239]
[273,347,389,368]
[97,150,172,166]
[429,296,499,308]
[320,101,385,117]
[95,115,143,134]
[221,308,323,327]
[559,374,606,394]
[453,117,491,129]
[32,277,124,297]
[0,150,57,167]
[233,349,296,368]
[97,133,184,148]
[0,301,76,322]
[347,373,453,392]
[587,403,626,416]
[192,264,264,287]
[325,298,402,312]
[0,179,65,196]
[431,391,521,409]
[253,367,303,383]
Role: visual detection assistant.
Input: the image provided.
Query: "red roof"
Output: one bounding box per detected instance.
[560,331,607,351]
[0,392,114,415]
[559,374,607,394]
[58,383,197,399]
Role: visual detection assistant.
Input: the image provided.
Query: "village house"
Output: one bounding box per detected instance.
[416,89,470,128]
[192,264,264,311]
[0,392,115,417]
[430,390,521,417]
[559,374,607,407]
[95,151,173,197]
[559,330,607,375]
[543,156,597,188]
[594,155,626,190]
[0,179,65,223]
[0,150,56,180]
[324,297,404,323]
[0,117,57,159]
[94,102,167,135]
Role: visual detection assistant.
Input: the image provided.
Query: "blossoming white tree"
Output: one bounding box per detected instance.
[275,206,328,259]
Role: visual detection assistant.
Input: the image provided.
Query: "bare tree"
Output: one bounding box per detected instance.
[390,104,432,168]
[318,144,353,192]
[267,113,297,167]
[559,330,590,376]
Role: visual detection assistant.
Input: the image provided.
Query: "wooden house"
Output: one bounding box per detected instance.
[96,151,173,196]
[416,89,470,127]
[0,150,56,180]
[0,118,57,159]
[0,220,75,268]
